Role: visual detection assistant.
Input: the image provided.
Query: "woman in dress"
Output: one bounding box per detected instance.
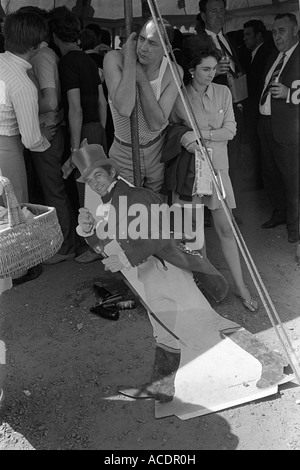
[169,44,258,313]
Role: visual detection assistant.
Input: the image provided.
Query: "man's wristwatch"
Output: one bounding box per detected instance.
[209,131,213,140]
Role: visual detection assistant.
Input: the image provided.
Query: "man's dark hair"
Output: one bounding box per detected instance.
[46,6,71,20]
[17,6,50,42]
[48,9,81,43]
[197,0,226,33]
[17,6,47,16]
[85,23,102,41]
[274,13,298,27]
[79,28,96,51]
[199,0,226,14]
[244,19,267,37]
[4,10,48,54]
[100,29,111,47]
[172,28,184,49]
[195,12,205,35]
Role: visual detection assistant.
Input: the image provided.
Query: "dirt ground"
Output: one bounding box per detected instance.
[0,185,300,451]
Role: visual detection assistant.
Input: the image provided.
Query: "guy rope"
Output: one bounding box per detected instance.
[145,0,300,384]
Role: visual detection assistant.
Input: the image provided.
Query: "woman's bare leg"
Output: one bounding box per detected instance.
[211,208,255,303]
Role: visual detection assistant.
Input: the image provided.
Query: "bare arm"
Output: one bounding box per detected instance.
[67,88,83,150]
[137,63,183,131]
[103,33,138,117]
[38,87,58,114]
[98,84,107,129]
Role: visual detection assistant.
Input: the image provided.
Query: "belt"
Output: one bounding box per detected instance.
[259,114,271,119]
[114,129,166,149]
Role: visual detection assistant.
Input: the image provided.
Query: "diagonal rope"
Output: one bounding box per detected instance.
[146,0,300,384]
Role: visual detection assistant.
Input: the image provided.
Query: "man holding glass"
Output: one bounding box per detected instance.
[258,13,299,244]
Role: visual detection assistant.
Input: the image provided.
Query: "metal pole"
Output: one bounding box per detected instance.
[124,0,142,187]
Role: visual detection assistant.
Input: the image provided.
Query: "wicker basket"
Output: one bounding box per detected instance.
[0,176,63,278]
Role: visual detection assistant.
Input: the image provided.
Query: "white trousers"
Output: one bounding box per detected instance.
[137,256,238,351]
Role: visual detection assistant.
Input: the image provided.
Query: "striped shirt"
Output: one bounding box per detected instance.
[0,51,49,151]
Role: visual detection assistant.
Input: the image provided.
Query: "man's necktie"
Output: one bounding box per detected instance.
[260,53,286,106]
[216,34,237,76]
[101,184,116,203]
[216,34,232,59]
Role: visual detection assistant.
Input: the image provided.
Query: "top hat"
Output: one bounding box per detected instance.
[72,144,120,183]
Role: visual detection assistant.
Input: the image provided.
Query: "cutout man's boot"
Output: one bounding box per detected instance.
[222,328,288,388]
[118,346,181,403]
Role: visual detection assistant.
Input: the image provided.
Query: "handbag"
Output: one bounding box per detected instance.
[227,72,248,103]
[0,176,63,278]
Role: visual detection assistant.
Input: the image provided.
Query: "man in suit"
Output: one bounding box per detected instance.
[258,13,299,244]
[243,20,275,189]
[244,20,274,103]
[197,0,247,223]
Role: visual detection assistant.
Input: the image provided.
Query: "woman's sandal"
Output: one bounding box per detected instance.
[234,292,259,314]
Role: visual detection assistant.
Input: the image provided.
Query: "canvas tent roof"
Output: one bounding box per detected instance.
[0,0,299,33]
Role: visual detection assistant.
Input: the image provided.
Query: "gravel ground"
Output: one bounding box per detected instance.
[0,188,300,451]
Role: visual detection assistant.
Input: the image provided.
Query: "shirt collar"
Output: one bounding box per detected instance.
[205,29,217,39]
[205,28,225,39]
[283,41,299,59]
[204,83,214,101]
[4,50,32,69]
[107,180,118,193]
[189,82,213,102]
[251,42,263,58]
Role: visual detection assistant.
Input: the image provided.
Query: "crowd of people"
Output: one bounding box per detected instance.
[0,1,298,281]
[0,0,298,406]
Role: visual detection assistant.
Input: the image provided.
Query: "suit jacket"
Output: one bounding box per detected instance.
[197,30,245,86]
[161,123,195,200]
[244,42,275,125]
[197,30,247,107]
[247,42,275,106]
[260,44,300,145]
[86,179,228,302]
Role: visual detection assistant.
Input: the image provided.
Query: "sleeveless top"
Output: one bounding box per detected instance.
[109,56,169,145]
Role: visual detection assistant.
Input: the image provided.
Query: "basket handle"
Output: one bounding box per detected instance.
[0,176,27,227]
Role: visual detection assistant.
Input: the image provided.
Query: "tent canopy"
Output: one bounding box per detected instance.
[0,0,299,32]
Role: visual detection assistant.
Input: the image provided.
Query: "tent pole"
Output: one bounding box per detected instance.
[124,0,142,187]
